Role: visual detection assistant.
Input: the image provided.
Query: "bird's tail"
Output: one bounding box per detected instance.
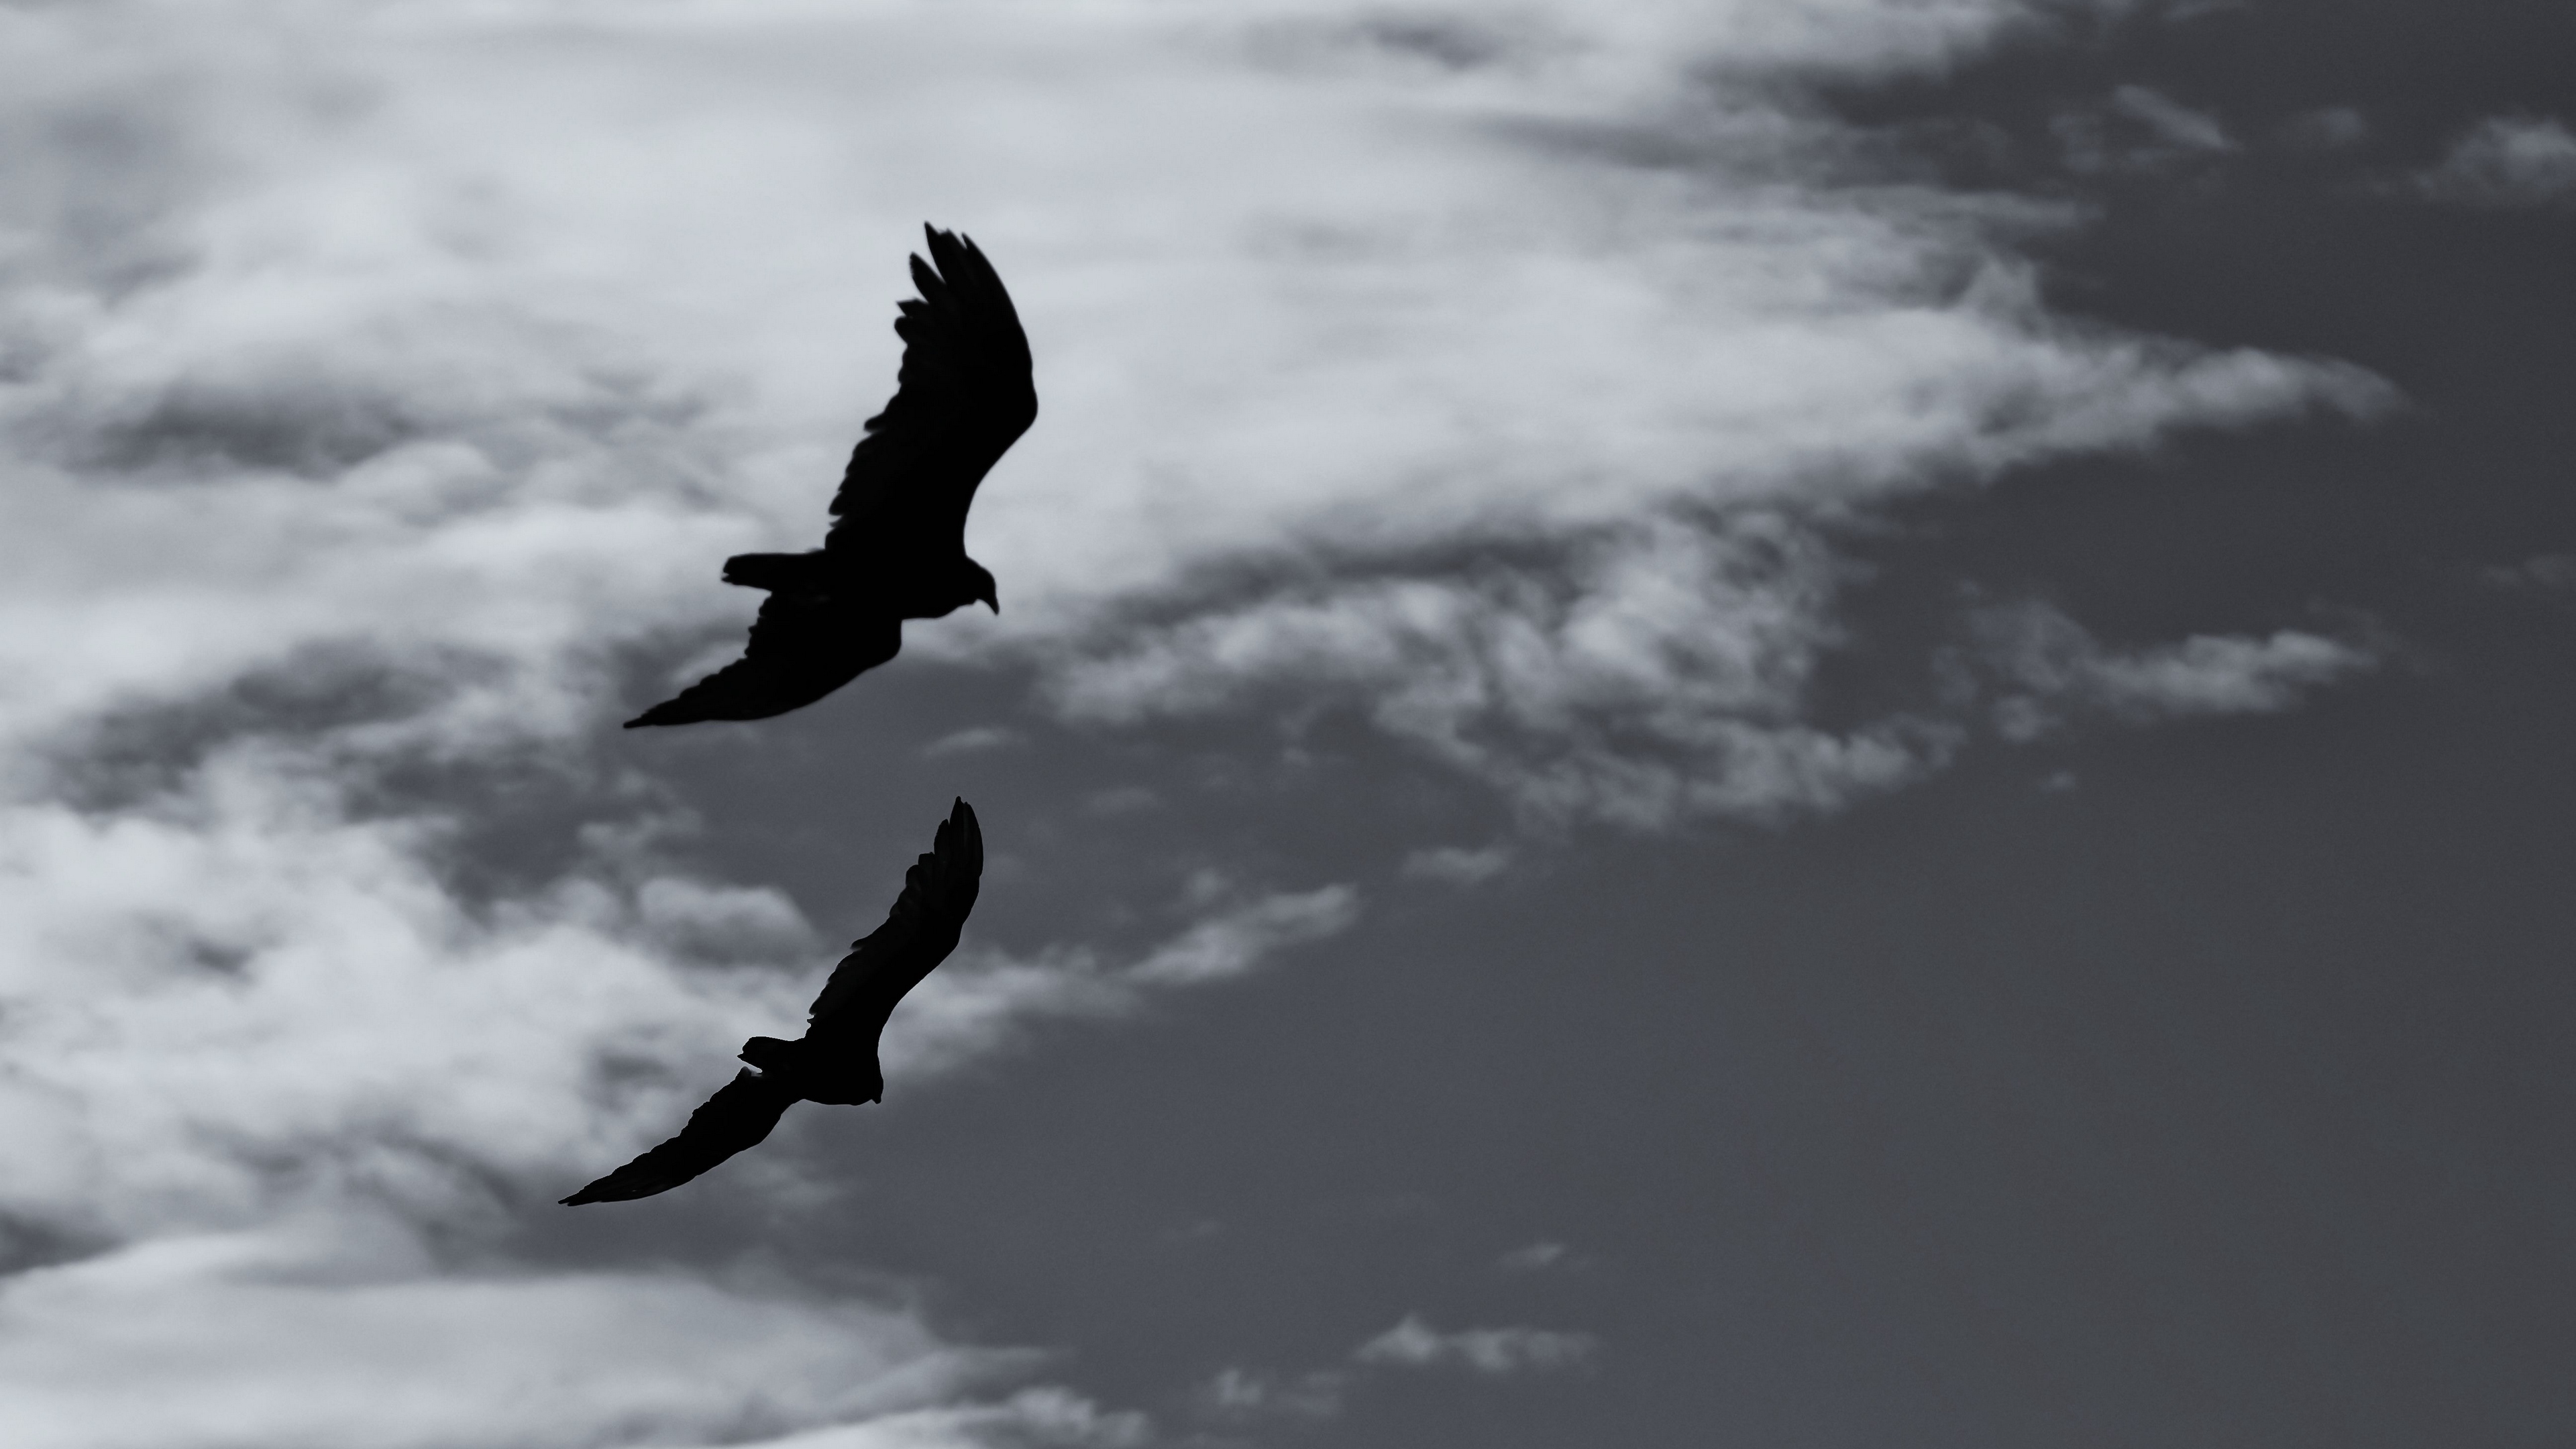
[721,551,826,592]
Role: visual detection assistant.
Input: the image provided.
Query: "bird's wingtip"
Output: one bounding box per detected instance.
[920,223,984,272]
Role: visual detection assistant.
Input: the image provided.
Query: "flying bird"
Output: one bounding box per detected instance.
[562,798,985,1205]
[626,226,1036,727]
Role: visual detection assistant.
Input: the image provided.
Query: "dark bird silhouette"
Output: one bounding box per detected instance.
[561,798,984,1205]
[626,227,1036,728]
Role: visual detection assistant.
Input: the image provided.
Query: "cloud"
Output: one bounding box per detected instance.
[1495,1240,1571,1271]
[1353,1313,1599,1375]
[1972,601,2377,740]
[1047,517,1964,827]
[920,726,1024,759]
[0,1222,1025,1449]
[1127,880,1362,985]
[1200,1366,1348,1422]
[881,883,1361,1077]
[2276,106,2368,152]
[1203,1307,1593,1421]
[2055,84,2233,174]
[704,1389,1151,1449]
[0,757,769,1240]
[1402,844,1513,887]
[2483,553,2576,594]
[2407,116,2576,208]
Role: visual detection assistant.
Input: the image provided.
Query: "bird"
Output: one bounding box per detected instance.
[561,798,985,1205]
[625,226,1036,728]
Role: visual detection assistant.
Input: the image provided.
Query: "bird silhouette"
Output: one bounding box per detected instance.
[562,798,985,1205]
[626,227,1036,727]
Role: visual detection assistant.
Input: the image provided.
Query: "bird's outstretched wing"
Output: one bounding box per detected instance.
[624,590,900,728]
[561,1069,800,1205]
[807,798,984,1042]
[826,227,1036,553]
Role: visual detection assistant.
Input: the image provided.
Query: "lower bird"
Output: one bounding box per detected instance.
[562,798,984,1205]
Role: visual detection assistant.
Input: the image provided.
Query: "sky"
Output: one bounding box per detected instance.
[1,0,2571,1444]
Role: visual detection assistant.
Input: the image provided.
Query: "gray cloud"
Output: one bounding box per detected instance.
[1353,1313,1599,1375]
[2276,105,2369,152]
[1401,844,1513,887]
[1201,1365,1349,1422]
[1495,1240,1571,1271]
[2408,116,2576,208]
[696,1389,1152,1449]
[1972,601,2378,741]
[2483,553,2576,594]
[920,725,1025,759]
[2055,85,2234,174]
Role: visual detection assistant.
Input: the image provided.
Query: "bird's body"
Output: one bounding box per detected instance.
[561,798,984,1205]
[627,226,1034,728]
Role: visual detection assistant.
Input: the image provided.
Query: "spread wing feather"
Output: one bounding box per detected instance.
[826,227,1036,551]
[624,602,900,728]
[559,1069,800,1205]
[807,798,984,1041]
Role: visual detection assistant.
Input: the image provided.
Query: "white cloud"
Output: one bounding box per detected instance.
[1049,518,1965,826]
[2408,116,2576,208]
[881,883,1361,1076]
[0,1223,1020,1449]
[0,759,770,1238]
[1127,882,1361,985]
[1974,601,2377,740]
[1353,1313,1599,1375]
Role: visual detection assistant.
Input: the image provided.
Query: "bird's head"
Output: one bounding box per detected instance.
[964,559,999,614]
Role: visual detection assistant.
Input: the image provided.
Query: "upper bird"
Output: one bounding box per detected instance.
[561,798,984,1205]
[627,227,1036,728]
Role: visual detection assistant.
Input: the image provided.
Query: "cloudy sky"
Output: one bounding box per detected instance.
[3,0,2571,1444]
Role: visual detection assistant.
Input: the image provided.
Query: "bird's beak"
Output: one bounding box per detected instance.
[979,587,1000,614]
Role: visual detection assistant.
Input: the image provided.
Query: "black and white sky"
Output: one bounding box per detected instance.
[3,1,2573,1444]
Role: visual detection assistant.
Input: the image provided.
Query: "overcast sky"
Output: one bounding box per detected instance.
[2,1,2572,1445]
